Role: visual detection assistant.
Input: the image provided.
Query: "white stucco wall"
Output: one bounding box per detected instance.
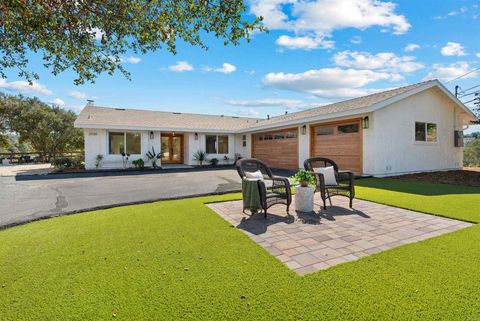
[369,87,464,176]
[186,133,237,166]
[83,129,160,169]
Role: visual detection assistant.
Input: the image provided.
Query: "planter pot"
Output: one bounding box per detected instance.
[300,180,309,187]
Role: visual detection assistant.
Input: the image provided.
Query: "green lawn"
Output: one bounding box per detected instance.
[0,180,479,320]
[356,178,480,223]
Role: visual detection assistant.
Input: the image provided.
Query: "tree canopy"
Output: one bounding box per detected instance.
[0,0,264,84]
[0,94,83,159]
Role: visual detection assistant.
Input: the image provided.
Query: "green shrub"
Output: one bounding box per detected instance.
[209,158,219,166]
[464,139,480,166]
[132,158,145,169]
[51,156,83,171]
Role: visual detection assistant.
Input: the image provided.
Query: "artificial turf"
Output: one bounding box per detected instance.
[0,180,479,320]
[356,178,480,223]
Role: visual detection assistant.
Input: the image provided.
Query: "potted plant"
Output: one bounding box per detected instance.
[146,146,162,168]
[193,150,208,167]
[95,154,103,169]
[290,169,315,187]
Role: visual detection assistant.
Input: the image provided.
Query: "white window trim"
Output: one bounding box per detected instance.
[205,134,229,154]
[107,131,142,155]
[414,122,438,144]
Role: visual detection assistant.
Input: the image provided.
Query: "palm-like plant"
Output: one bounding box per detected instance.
[193,150,208,167]
[146,146,162,168]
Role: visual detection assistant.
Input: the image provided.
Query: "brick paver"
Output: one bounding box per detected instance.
[207,195,472,275]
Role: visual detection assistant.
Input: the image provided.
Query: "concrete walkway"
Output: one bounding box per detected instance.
[0,168,243,229]
[208,195,472,275]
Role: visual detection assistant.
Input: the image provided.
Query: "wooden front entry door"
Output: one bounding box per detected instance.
[161,134,184,164]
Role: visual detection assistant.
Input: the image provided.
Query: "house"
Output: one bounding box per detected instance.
[74,79,478,177]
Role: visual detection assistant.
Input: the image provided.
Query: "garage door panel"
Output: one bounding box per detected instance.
[311,120,362,174]
[253,128,298,169]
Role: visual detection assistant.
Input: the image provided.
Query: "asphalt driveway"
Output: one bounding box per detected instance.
[0,168,245,229]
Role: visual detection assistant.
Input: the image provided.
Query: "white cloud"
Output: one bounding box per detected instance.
[435,7,467,19]
[204,63,237,74]
[90,27,104,41]
[251,0,410,50]
[0,79,53,95]
[262,67,399,98]
[423,62,477,82]
[350,36,362,44]
[476,53,480,58]
[49,98,65,107]
[333,51,424,73]
[441,42,466,56]
[168,61,194,72]
[404,43,420,52]
[276,35,335,50]
[68,91,88,100]
[122,56,142,64]
[233,108,260,116]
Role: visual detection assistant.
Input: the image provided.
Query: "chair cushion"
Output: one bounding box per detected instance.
[314,166,337,186]
[245,170,264,181]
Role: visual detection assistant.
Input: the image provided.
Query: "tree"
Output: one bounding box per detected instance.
[0,1,264,84]
[464,139,480,166]
[1,94,83,160]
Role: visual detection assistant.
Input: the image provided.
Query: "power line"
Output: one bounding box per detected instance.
[445,67,480,84]
[462,97,479,105]
[458,89,480,98]
[461,83,480,93]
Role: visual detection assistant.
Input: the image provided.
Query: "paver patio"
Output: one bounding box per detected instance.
[207,195,472,275]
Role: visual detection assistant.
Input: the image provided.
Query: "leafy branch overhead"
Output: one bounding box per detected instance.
[0,0,265,84]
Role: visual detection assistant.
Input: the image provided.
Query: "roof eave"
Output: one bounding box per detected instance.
[74,123,238,134]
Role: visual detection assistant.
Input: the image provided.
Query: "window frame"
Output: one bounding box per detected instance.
[242,135,247,147]
[205,134,229,154]
[108,131,142,155]
[415,122,437,143]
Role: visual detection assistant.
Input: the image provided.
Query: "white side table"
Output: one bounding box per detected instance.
[295,185,315,213]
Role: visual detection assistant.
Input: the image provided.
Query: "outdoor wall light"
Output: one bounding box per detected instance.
[301,125,307,135]
[363,116,369,129]
[194,132,198,140]
[149,131,154,139]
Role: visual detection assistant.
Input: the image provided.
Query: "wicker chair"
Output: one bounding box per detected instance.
[236,158,292,217]
[304,157,355,210]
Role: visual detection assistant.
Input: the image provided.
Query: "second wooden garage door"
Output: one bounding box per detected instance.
[311,119,362,174]
[252,128,298,169]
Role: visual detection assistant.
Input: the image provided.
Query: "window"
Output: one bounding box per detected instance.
[242,135,247,147]
[255,131,297,141]
[316,126,334,136]
[206,135,217,153]
[126,132,141,154]
[338,124,359,133]
[109,132,141,155]
[218,135,229,154]
[426,123,437,142]
[415,122,437,142]
[205,135,229,154]
[109,132,125,154]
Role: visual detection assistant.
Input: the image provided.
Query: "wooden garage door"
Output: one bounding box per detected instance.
[311,119,362,174]
[252,128,298,169]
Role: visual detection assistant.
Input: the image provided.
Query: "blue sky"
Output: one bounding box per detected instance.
[1,0,479,133]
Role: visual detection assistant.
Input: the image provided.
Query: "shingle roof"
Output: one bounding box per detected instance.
[75,80,442,132]
[244,80,436,129]
[74,106,260,132]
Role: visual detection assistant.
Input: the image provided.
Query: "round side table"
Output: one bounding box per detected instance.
[295,185,315,212]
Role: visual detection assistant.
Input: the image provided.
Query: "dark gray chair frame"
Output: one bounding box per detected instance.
[236,158,292,218]
[304,157,355,210]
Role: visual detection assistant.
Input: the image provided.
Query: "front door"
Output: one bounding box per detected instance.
[161,133,183,164]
